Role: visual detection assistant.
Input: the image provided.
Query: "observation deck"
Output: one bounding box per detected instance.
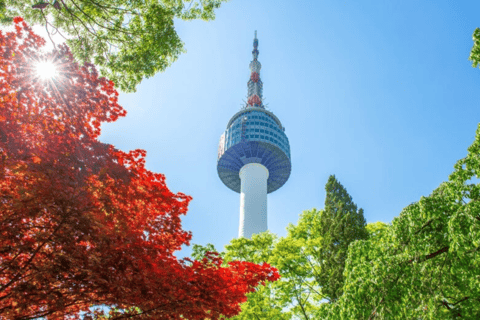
[217,107,291,193]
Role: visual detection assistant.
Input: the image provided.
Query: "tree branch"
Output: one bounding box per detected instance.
[408,246,449,264]
[415,218,434,234]
[69,0,142,37]
[41,10,57,50]
[452,296,470,306]
[0,215,68,294]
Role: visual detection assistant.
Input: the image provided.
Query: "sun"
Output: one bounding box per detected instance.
[35,60,58,79]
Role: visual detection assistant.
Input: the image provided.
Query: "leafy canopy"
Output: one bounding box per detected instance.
[318,124,480,319]
[0,0,229,92]
[196,130,480,319]
[0,18,278,319]
[193,176,368,319]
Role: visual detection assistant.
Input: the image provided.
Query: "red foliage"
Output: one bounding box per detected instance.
[0,18,279,319]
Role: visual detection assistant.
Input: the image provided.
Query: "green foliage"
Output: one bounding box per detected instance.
[318,125,480,319]
[0,1,7,23]
[195,232,291,319]
[194,177,368,319]
[195,124,480,318]
[192,242,222,260]
[469,28,480,69]
[2,0,228,92]
[194,122,480,318]
[314,175,369,301]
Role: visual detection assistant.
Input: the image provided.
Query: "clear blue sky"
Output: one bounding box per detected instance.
[98,0,480,258]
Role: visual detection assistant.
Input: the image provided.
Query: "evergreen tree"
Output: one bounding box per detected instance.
[317,127,480,319]
[316,175,369,301]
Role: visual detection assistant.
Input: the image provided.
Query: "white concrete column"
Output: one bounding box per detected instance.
[238,163,269,238]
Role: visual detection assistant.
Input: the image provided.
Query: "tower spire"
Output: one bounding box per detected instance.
[247,30,264,108]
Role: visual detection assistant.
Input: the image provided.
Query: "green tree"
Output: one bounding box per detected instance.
[193,233,290,319]
[318,126,480,319]
[193,176,368,319]
[0,0,228,92]
[313,175,369,301]
[469,28,480,68]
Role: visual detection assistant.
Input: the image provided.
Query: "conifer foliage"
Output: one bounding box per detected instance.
[318,175,368,301]
[0,18,279,319]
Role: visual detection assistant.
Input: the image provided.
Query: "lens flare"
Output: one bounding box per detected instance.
[35,61,58,79]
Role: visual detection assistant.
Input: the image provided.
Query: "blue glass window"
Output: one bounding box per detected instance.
[255,135,259,138]
[255,129,259,132]
[260,129,264,133]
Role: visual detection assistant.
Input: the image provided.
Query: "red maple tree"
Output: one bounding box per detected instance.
[0,18,279,319]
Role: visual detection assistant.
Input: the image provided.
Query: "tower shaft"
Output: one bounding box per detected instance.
[239,163,269,238]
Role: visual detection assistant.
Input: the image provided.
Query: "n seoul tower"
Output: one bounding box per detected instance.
[217,31,292,239]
